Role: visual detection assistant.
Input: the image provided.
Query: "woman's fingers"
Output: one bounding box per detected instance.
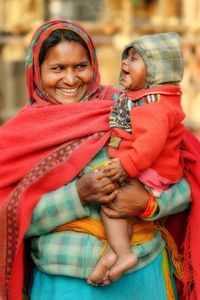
[99,182,118,195]
[101,205,120,218]
[95,168,120,183]
[99,189,118,204]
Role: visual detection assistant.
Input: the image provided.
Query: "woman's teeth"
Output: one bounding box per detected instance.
[56,88,78,95]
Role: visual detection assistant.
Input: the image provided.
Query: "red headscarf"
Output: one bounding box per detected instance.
[0,19,118,300]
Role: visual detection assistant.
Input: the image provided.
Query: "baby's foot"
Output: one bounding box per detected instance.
[106,252,138,282]
[87,249,117,286]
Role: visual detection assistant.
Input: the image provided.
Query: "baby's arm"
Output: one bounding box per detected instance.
[102,158,128,182]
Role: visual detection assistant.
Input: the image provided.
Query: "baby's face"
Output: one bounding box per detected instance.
[121,48,147,91]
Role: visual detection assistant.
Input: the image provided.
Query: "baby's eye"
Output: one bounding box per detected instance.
[129,56,137,62]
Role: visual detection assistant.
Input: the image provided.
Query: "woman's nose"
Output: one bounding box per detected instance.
[62,70,77,86]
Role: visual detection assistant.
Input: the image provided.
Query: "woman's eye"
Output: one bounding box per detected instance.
[76,63,88,69]
[51,66,63,71]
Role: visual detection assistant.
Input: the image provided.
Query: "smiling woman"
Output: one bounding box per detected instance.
[0,19,121,300]
[40,30,93,104]
[25,20,104,108]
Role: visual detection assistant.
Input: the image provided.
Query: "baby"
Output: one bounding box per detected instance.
[87,32,185,286]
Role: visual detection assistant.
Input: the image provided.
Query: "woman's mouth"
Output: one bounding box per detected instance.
[56,87,79,95]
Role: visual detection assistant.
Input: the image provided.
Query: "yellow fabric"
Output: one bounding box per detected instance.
[154,222,183,280]
[54,218,155,245]
[54,218,183,280]
[162,248,176,300]
[92,161,108,169]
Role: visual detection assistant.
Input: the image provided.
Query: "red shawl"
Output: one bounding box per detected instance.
[165,127,200,300]
[0,99,116,300]
[164,127,200,300]
[0,19,118,300]
[181,128,200,300]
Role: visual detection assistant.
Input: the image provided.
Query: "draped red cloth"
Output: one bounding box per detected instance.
[181,128,200,300]
[165,128,200,300]
[0,19,119,300]
[0,97,117,300]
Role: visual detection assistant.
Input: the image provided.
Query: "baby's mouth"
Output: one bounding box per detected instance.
[121,69,129,76]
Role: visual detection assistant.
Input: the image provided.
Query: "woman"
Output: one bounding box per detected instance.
[0,20,198,300]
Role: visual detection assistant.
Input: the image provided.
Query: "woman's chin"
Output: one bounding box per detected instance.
[55,94,80,104]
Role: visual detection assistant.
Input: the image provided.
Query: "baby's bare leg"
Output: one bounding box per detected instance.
[87,243,117,286]
[102,210,137,282]
[87,209,137,285]
[106,219,137,282]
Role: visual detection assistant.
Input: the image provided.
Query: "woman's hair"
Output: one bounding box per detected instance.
[39,29,90,65]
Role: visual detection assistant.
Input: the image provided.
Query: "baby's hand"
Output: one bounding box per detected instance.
[103,158,128,182]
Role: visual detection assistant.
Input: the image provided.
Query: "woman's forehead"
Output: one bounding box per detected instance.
[43,40,90,63]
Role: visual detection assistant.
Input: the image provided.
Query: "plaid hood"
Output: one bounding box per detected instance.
[122,32,184,88]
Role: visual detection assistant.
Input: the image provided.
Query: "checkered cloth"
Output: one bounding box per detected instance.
[122,32,184,87]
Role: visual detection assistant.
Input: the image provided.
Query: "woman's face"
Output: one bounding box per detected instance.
[121,48,147,91]
[41,40,93,104]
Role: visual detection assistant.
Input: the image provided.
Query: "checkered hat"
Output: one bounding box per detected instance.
[122,32,184,88]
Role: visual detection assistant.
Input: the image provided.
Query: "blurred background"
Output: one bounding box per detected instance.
[0,0,200,139]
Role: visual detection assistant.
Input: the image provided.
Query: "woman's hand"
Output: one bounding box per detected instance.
[76,169,119,205]
[101,178,149,218]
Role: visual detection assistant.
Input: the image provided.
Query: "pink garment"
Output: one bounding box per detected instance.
[138,167,177,196]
